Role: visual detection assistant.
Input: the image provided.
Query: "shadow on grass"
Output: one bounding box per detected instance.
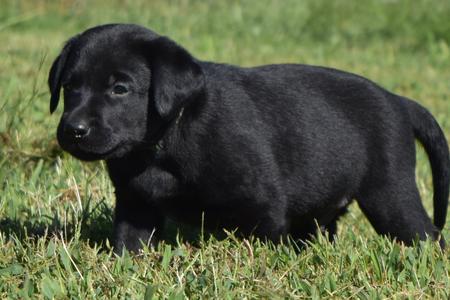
[0,199,114,249]
[0,199,217,250]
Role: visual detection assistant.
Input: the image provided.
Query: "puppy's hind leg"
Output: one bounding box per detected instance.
[356,176,442,247]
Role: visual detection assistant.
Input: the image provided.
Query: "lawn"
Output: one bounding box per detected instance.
[0,0,449,298]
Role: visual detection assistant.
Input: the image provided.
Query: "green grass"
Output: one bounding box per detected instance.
[1,0,449,298]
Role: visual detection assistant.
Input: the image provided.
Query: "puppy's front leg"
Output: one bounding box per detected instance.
[113,189,164,254]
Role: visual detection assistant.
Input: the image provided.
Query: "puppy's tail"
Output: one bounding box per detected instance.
[406,98,449,230]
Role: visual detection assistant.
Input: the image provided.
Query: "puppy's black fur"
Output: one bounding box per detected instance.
[49,24,449,252]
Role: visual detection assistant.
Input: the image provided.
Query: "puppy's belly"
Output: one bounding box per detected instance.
[130,166,352,233]
[157,193,254,230]
[315,197,351,225]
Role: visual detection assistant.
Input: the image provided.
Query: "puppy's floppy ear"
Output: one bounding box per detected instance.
[48,36,78,114]
[148,36,205,119]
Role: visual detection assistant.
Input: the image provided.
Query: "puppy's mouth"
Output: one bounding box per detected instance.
[61,140,125,161]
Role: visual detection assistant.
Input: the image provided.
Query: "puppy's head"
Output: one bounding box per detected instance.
[48,24,204,161]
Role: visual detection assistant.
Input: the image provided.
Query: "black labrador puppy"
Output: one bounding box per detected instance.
[48,24,449,252]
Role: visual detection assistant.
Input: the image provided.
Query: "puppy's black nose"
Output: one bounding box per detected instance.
[65,122,90,139]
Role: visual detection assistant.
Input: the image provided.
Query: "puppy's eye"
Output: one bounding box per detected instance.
[111,84,128,95]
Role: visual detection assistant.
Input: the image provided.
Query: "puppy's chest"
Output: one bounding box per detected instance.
[127,165,183,200]
[127,165,235,214]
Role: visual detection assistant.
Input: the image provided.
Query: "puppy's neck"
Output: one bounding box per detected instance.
[175,107,185,125]
[153,106,185,154]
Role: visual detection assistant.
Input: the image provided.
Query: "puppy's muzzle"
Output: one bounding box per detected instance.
[64,122,91,140]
